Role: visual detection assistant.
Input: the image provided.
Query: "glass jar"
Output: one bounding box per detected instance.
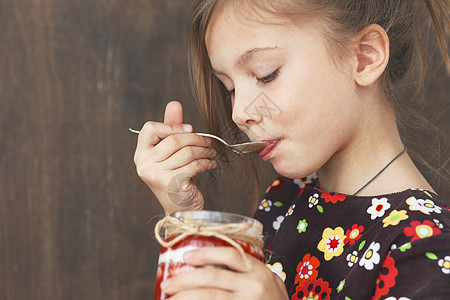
[154,210,264,300]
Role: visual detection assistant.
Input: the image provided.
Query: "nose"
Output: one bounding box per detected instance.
[231,88,263,131]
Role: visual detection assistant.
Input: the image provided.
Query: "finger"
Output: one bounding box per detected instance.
[152,133,211,162]
[162,268,239,295]
[164,100,183,125]
[173,158,217,176]
[137,121,192,147]
[161,146,216,170]
[183,247,262,273]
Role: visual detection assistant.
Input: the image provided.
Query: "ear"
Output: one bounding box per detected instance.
[354,24,389,87]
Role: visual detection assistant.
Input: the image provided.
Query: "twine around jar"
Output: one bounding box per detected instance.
[154,215,264,271]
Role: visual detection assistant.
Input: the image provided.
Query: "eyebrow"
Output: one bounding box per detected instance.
[212,46,280,76]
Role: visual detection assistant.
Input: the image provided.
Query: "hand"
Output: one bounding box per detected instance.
[133,101,217,215]
[160,247,289,300]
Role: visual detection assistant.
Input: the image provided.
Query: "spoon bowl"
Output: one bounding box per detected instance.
[195,133,268,154]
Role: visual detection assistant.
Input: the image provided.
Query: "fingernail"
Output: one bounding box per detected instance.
[204,137,211,144]
[182,124,192,132]
[160,279,170,290]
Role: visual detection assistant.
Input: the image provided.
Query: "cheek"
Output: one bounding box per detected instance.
[281,67,355,125]
[273,81,322,127]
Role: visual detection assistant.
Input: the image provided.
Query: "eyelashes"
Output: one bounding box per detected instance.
[257,69,280,85]
[226,69,281,97]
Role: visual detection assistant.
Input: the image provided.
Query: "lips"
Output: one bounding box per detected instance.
[258,140,280,159]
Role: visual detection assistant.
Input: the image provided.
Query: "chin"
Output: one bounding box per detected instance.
[271,161,312,180]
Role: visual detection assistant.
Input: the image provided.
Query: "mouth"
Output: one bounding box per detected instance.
[258,139,280,160]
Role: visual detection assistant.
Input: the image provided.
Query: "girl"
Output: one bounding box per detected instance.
[133,0,450,299]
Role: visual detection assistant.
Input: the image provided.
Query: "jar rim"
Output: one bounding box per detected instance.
[170,210,262,233]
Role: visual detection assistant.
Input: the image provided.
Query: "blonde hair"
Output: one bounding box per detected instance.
[188,0,450,206]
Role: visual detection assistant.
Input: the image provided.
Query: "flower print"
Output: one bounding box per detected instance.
[297,219,308,233]
[259,199,272,212]
[292,278,331,300]
[308,193,320,208]
[345,250,359,267]
[358,240,366,251]
[346,250,359,267]
[285,204,296,217]
[404,220,441,242]
[266,262,287,282]
[412,188,434,199]
[406,196,442,215]
[336,279,345,293]
[438,256,450,274]
[293,178,306,189]
[382,210,408,227]
[294,254,320,285]
[385,297,411,300]
[359,241,381,270]
[265,177,285,193]
[272,215,285,231]
[433,218,444,229]
[294,292,318,300]
[317,227,346,261]
[293,173,318,188]
[397,242,411,252]
[390,243,411,253]
[344,224,364,245]
[373,253,398,299]
[321,191,347,203]
[367,197,391,220]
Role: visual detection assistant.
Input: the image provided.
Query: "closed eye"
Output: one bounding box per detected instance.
[257,69,280,85]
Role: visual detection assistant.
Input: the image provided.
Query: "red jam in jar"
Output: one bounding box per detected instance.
[154,210,264,300]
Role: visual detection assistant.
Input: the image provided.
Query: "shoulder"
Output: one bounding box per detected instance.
[378,188,449,231]
[358,188,448,241]
[373,190,450,298]
[379,188,450,250]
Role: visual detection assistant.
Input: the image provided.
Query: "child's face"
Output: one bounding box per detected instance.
[205,8,362,179]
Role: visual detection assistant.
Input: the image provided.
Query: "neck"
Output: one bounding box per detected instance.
[318,91,433,196]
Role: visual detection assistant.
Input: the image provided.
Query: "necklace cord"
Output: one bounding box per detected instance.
[353,147,407,196]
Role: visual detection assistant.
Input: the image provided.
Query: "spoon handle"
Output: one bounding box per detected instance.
[129,128,140,134]
[195,133,230,146]
[129,128,229,145]
[128,128,266,154]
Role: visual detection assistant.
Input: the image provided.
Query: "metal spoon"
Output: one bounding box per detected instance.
[129,128,268,154]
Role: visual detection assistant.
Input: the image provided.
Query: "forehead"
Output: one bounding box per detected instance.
[205,5,294,67]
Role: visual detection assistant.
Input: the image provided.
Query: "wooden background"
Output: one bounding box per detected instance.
[0,1,448,299]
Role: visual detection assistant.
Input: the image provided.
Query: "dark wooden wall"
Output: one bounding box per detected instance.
[0,1,448,299]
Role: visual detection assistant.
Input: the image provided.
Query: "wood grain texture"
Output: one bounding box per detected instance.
[0,1,197,299]
[0,1,448,299]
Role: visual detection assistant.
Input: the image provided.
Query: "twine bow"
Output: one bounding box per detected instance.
[154,216,264,271]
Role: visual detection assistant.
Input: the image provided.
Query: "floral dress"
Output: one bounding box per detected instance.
[253,175,450,300]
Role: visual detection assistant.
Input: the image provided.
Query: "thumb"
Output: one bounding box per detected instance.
[164,101,184,125]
